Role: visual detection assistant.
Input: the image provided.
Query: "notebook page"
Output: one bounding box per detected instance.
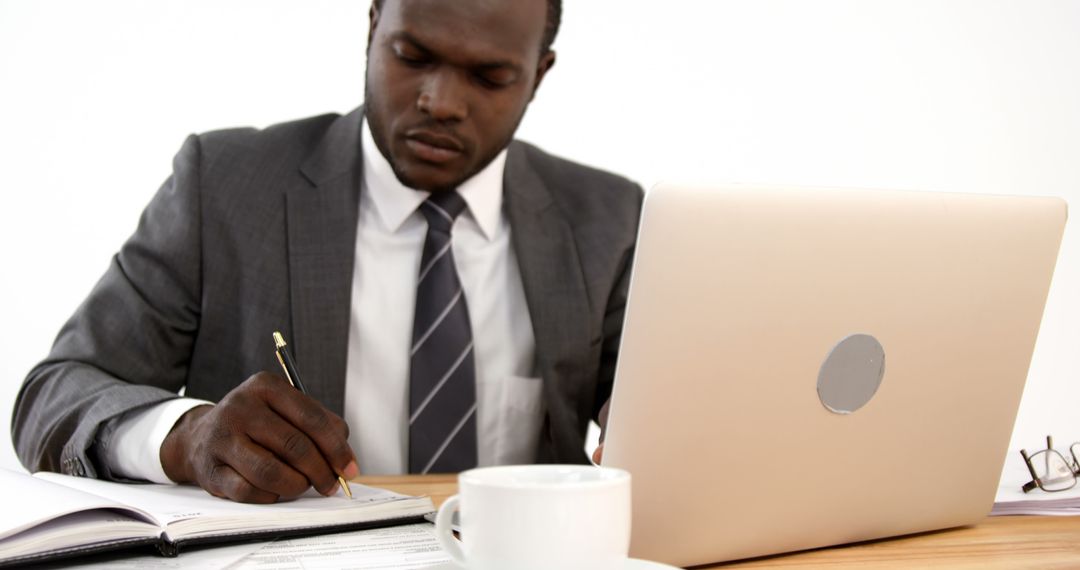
[2,468,156,541]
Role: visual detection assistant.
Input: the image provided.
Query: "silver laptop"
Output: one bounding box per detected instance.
[601,184,1066,567]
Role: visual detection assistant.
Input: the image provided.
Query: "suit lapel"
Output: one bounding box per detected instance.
[504,143,593,376]
[283,123,591,414]
[287,108,365,415]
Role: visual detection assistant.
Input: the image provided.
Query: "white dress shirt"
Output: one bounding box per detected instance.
[105,121,542,481]
[348,121,540,474]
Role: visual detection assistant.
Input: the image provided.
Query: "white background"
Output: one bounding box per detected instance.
[1,0,1078,474]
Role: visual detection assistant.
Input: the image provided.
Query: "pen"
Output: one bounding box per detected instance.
[273,331,353,499]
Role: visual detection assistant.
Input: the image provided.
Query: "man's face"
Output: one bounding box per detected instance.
[364,0,554,192]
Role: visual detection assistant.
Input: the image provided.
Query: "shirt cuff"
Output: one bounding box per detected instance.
[106,398,213,484]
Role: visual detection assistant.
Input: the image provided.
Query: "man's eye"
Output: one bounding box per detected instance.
[476,71,515,89]
[399,53,430,67]
[393,46,431,67]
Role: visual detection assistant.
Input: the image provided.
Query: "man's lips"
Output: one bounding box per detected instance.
[405,130,464,165]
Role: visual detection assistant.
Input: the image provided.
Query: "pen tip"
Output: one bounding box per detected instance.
[273,331,286,348]
[340,477,354,499]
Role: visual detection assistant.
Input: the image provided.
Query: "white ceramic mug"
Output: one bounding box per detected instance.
[434,464,632,570]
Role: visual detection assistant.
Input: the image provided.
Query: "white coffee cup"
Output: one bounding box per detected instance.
[434,464,632,570]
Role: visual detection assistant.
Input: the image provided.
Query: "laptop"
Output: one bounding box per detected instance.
[601,184,1067,567]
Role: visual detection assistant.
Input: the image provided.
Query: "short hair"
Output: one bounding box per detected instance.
[372,0,562,54]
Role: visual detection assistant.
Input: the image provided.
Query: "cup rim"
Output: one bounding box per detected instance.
[458,464,630,489]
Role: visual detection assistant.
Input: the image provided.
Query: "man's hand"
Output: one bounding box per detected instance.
[160,372,358,503]
[591,398,611,465]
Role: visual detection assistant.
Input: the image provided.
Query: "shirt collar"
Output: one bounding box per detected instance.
[361,119,506,240]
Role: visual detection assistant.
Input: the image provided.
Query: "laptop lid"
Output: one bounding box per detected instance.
[601,184,1066,567]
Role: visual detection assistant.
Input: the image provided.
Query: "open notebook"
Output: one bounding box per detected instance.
[0,468,434,567]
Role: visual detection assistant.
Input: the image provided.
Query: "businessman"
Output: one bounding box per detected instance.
[13,0,641,503]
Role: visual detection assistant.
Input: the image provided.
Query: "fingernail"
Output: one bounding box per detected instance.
[343,461,359,480]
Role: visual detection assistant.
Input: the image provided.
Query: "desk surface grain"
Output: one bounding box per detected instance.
[357,475,1080,569]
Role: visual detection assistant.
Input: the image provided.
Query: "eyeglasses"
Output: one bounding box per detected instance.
[1020,435,1080,493]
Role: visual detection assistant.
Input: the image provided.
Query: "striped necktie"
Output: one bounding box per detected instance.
[408,190,478,474]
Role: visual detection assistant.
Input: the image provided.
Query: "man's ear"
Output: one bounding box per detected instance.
[366,3,381,52]
[530,50,557,101]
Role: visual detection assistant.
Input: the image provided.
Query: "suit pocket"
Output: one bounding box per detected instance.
[485,375,544,466]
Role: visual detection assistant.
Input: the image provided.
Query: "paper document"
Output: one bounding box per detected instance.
[28,541,264,569]
[991,449,1080,516]
[231,523,450,569]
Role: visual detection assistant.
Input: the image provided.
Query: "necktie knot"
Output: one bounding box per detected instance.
[420,191,467,234]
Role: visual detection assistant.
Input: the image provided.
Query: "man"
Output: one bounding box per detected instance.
[12,0,641,503]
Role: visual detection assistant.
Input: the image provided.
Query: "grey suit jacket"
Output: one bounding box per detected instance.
[12,107,643,479]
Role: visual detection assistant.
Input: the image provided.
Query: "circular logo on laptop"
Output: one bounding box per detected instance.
[817,333,885,414]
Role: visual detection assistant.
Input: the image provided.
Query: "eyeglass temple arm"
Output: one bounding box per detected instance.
[1020,449,1040,494]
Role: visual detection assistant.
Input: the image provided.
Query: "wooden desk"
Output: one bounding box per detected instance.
[359,475,1080,569]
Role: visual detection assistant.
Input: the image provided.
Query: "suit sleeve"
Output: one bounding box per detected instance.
[11,134,205,480]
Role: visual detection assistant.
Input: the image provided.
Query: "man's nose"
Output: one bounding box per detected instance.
[417,70,468,122]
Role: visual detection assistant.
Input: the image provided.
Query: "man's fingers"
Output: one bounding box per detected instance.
[592,398,611,464]
[260,380,356,477]
[597,398,611,443]
[201,462,280,504]
[248,418,340,496]
[223,438,311,499]
[169,372,358,503]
